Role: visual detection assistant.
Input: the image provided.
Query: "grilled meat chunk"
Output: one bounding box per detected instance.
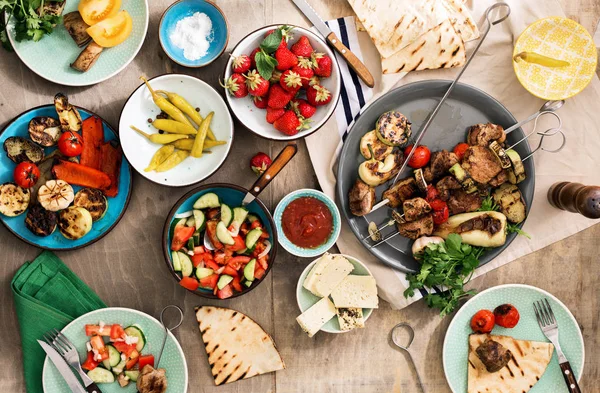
[137,365,167,393]
[403,197,432,222]
[349,179,375,216]
[462,146,502,184]
[467,123,506,146]
[25,204,57,237]
[423,166,434,183]
[397,214,433,240]
[430,150,459,179]
[382,177,418,208]
[436,176,461,201]
[447,189,482,215]
[489,170,509,188]
[475,338,512,373]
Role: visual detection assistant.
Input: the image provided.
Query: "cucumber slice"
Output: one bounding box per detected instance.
[124,370,139,382]
[88,367,115,383]
[244,280,252,288]
[216,221,235,245]
[195,267,214,279]
[102,359,111,370]
[177,252,193,277]
[106,345,120,367]
[193,231,201,247]
[217,274,234,289]
[193,193,220,209]
[245,228,262,250]
[124,326,146,352]
[193,210,205,230]
[220,204,233,226]
[244,259,256,281]
[171,252,182,271]
[185,216,195,227]
[187,238,195,251]
[246,214,259,223]
[112,359,127,375]
[229,207,249,237]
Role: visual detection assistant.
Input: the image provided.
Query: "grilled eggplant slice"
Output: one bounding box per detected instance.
[63,11,91,47]
[375,111,411,147]
[58,206,93,240]
[74,188,108,221]
[492,183,526,224]
[71,42,104,72]
[29,117,62,147]
[0,183,30,217]
[25,204,57,236]
[54,93,82,132]
[3,137,45,164]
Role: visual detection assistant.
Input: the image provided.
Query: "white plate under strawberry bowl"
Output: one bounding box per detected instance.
[119,74,234,187]
[223,24,341,141]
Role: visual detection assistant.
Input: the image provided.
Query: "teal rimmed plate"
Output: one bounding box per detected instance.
[443,284,584,393]
[42,307,188,393]
[274,189,341,258]
[0,104,132,250]
[5,0,149,86]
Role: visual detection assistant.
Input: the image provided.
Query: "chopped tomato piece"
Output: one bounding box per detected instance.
[227,256,251,270]
[194,246,205,254]
[81,351,99,371]
[113,341,136,357]
[204,260,220,271]
[200,274,219,289]
[251,241,266,258]
[222,265,239,277]
[179,276,199,291]
[258,256,268,270]
[240,222,249,235]
[225,235,246,252]
[232,276,243,292]
[260,230,270,239]
[138,354,155,370]
[192,252,213,268]
[125,350,139,370]
[217,284,233,299]
[90,335,106,351]
[250,220,262,229]
[110,324,125,340]
[85,324,111,336]
[206,208,219,219]
[205,220,224,249]
[171,225,195,251]
[254,266,266,280]
[214,252,227,265]
[425,184,439,203]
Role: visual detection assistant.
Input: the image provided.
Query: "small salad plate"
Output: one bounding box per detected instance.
[42,307,188,393]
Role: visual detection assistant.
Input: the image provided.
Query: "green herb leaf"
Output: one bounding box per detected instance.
[255,50,278,81]
[260,28,283,53]
[478,195,499,212]
[507,222,531,239]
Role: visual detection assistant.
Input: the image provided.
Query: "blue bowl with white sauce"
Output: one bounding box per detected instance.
[159,0,229,67]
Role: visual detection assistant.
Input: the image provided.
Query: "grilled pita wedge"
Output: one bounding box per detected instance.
[468,334,554,393]
[382,20,466,74]
[196,306,285,385]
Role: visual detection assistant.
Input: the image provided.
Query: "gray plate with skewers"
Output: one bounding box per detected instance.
[336,80,534,273]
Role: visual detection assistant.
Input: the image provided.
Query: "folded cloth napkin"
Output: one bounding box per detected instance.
[308,0,600,310]
[12,251,106,393]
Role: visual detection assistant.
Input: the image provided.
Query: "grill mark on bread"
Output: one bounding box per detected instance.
[505,363,515,377]
[411,40,426,55]
[452,46,460,57]
[514,341,524,357]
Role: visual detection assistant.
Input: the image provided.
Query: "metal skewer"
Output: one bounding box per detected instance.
[504,100,564,135]
[155,305,184,366]
[368,3,511,215]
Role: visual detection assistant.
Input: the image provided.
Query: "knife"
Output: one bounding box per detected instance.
[291,0,375,88]
[38,340,87,393]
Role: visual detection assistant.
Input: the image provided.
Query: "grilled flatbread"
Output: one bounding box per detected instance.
[195,306,285,385]
[382,20,466,74]
[441,0,479,43]
[468,334,554,393]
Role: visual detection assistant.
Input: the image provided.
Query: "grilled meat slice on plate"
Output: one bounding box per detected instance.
[475,338,513,373]
[447,189,482,215]
[489,169,509,188]
[397,214,434,240]
[429,150,459,180]
[349,179,375,216]
[436,176,462,201]
[402,197,432,222]
[382,177,418,208]
[461,146,502,184]
[467,123,506,146]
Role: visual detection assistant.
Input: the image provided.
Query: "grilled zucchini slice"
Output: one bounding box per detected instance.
[73,188,107,221]
[3,137,45,164]
[25,204,57,236]
[58,206,93,240]
[0,182,31,217]
[492,183,526,224]
[360,130,393,160]
[375,111,412,147]
[54,93,82,132]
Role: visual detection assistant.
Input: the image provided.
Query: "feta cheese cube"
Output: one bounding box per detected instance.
[296,297,337,337]
[303,254,354,297]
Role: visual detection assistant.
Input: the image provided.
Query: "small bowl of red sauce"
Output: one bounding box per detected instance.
[274,189,341,258]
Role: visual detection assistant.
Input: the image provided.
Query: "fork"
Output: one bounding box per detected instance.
[43,329,102,393]
[533,299,582,393]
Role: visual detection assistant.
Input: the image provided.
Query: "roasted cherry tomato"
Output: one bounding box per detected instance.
[86,10,133,48]
[13,162,40,188]
[453,142,469,161]
[432,204,449,225]
[425,184,439,202]
[470,309,495,333]
[58,131,84,157]
[78,0,121,26]
[429,198,446,211]
[403,145,431,169]
[494,304,520,328]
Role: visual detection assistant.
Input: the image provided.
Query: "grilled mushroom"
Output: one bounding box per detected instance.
[71,42,104,72]
[28,117,62,147]
[63,11,91,47]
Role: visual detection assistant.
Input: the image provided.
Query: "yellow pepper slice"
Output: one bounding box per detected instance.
[145,145,174,172]
[156,90,217,141]
[153,119,197,135]
[190,112,213,158]
[171,139,226,151]
[131,125,188,144]
[156,150,189,172]
[513,52,570,67]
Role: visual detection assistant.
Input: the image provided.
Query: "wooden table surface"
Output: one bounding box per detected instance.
[1,1,599,392]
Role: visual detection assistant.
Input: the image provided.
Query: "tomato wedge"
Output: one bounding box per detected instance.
[81,351,99,371]
[217,284,233,299]
[85,324,111,336]
[113,341,136,357]
[87,10,133,48]
[171,225,194,251]
[125,350,139,370]
[225,235,246,252]
[254,266,266,280]
[179,276,199,291]
[204,260,220,271]
[138,354,155,370]
[110,324,125,340]
[227,256,251,270]
[232,276,243,292]
[222,265,238,277]
[78,0,121,26]
[200,274,219,289]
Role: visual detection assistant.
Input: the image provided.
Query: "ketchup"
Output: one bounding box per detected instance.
[282,197,333,248]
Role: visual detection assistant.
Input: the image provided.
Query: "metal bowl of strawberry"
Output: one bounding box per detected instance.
[162,183,277,299]
[222,24,341,141]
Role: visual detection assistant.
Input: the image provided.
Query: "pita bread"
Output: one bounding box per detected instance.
[441,0,480,42]
[468,334,554,393]
[195,306,285,385]
[382,20,466,74]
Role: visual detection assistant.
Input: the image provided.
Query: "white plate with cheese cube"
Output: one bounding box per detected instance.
[296,253,378,336]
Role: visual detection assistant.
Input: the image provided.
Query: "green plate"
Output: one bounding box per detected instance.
[42,307,188,393]
[443,284,584,392]
[6,1,149,86]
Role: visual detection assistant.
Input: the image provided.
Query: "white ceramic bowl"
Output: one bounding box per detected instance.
[119,74,234,187]
[224,24,341,141]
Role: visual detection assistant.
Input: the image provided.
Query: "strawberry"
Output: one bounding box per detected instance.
[220,73,248,98]
[265,26,293,50]
[312,52,332,77]
[266,107,285,124]
[249,47,261,69]
[279,70,302,93]
[253,95,269,109]
[269,70,282,83]
[250,152,272,176]
[273,110,309,136]
[306,84,332,106]
[308,75,321,86]
[245,70,270,97]
[292,57,314,88]
[291,99,316,119]
[267,84,295,109]
[275,46,298,71]
[231,54,251,74]
[291,36,314,57]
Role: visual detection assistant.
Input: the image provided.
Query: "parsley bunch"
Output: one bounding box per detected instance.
[404,234,484,317]
[0,0,63,51]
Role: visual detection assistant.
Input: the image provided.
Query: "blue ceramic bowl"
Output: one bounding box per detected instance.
[159,0,229,68]
[0,105,133,250]
[274,189,341,258]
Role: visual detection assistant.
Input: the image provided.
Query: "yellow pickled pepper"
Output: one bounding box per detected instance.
[156,90,217,141]
[191,112,213,158]
[131,125,188,144]
[145,145,175,172]
[140,77,194,127]
[153,119,197,135]
[171,139,226,151]
[156,150,190,172]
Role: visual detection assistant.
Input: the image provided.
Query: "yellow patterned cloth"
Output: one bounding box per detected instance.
[513,17,597,100]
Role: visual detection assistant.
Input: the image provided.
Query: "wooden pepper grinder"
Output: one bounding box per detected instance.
[548,182,600,219]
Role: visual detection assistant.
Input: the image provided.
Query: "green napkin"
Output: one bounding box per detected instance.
[12,251,106,393]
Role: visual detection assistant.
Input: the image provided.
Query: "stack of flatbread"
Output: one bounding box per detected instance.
[347,0,480,74]
[195,306,285,385]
